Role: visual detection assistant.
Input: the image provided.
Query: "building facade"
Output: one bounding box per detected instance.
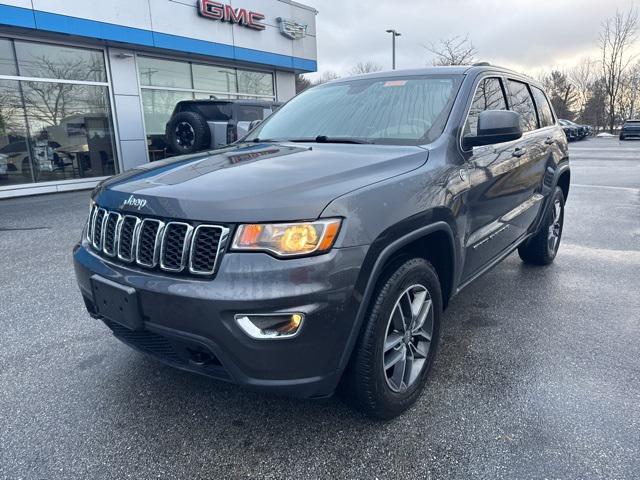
[0,0,317,198]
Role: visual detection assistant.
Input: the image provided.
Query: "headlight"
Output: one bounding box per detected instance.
[232,219,342,257]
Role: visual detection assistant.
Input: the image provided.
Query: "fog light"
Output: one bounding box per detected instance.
[235,313,304,339]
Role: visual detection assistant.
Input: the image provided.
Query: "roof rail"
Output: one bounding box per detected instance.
[472,62,491,67]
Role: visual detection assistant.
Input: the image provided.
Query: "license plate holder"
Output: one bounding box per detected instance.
[90,275,142,331]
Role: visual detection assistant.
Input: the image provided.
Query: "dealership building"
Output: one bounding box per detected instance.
[0,0,317,198]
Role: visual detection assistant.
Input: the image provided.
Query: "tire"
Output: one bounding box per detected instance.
[341,257,442,420]
[167,111,211,154]
[518,187,565,265]
[620,135,625,141]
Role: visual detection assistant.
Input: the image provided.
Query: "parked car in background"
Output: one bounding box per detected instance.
[558,119,590,141]
[619,119,640,140]
[164,99,282,155]
[558,120,578,141]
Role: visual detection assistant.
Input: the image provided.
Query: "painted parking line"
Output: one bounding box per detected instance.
[571,183,640,193]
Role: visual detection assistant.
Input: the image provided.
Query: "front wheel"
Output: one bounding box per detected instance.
[341,258,442,420]
[518,187,565,265]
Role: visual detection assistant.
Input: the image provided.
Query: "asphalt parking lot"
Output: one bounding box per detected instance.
[1,137,639,479]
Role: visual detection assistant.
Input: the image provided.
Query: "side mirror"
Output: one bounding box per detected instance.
[464,110,522,149]
[248,119,262,131]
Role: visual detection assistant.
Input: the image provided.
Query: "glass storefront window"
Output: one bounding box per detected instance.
[141,89,194,135]
[0,37,117,189]
[0,79,35,185]
[138,57,191,88]
[0,38,17,76]
[237,70,274,97]
[14,41,106,82]
[21,82,116,182]
[137,56,275,161]
[193,64,237,94]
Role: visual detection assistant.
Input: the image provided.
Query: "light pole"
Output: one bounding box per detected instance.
[386,29,401,70]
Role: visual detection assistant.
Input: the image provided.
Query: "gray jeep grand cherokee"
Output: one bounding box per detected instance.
[73,65,570,419]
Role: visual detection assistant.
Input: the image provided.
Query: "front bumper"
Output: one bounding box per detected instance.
[73,241,368,398]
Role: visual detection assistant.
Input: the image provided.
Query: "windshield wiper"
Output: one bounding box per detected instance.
[251,136,373,144]
[289,135,373,144]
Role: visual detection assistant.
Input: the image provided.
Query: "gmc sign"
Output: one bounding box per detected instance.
[198,0,266,31]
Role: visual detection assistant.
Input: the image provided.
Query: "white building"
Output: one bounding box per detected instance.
[0,0,317,198]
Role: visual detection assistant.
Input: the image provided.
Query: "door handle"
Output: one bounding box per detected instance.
[545,137,554,145]
[512,147,527,158]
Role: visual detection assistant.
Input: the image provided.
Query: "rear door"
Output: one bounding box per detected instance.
[461,77,543,281]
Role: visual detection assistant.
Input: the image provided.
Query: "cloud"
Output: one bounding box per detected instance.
[303,0,640,78]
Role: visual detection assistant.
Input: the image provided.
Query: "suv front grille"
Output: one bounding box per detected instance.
[86,204,228,277]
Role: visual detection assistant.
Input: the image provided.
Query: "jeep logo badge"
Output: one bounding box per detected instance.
[122,195,147,211]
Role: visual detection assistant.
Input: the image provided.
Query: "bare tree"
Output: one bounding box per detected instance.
[543,70,578,120]
[313,71,340,86]
[570,58,597,120]
[627,62,640,119]
[425,34,478,66]
[598,8,638,132]
[295,74,313,94]
[350,61,383,75]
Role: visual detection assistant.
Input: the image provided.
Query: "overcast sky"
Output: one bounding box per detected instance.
[303,0,640,79]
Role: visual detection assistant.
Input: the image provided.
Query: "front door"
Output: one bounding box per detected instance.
[461,77,544,281]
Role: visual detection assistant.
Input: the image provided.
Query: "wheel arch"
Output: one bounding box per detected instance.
[556,166,570,201]
[337,213,459,373]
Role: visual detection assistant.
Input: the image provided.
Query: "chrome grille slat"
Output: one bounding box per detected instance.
[92,208,108,251]
[135,219,165,268]
[117,215,140,263]
[87,205,226,277]
[86,203,96,242]
[102,212,122,257]
[160,222,193,272]
[189,225,228,275]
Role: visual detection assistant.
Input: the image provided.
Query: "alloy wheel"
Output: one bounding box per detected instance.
[175,122,196,148]
[382,284,434,393]
[547,198,563,252]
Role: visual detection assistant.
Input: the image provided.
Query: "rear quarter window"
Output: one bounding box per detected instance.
[507,80,538,132]
[191,103,233,121]
[531,86,555,127]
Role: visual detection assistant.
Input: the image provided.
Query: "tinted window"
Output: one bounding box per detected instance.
[464,77,508,137]
[248,75,463,145]
[235,105,267,122]
[192,103,233,121]
[15,41,106,82]
[507,80,538,132]
[0,38,17,76]
[531,86,554,127]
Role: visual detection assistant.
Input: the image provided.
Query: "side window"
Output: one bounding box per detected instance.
[464,77,508,137]
[507,80,538,132]
[531,86,555,127]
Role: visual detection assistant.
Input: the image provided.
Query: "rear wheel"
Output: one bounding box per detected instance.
[518,187,565,265]
[341,257,441,420]
[167,111,210,154]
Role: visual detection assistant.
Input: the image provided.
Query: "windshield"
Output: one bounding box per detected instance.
[246,75,463,145]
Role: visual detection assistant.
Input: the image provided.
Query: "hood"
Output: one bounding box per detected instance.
[94,142,428,223]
